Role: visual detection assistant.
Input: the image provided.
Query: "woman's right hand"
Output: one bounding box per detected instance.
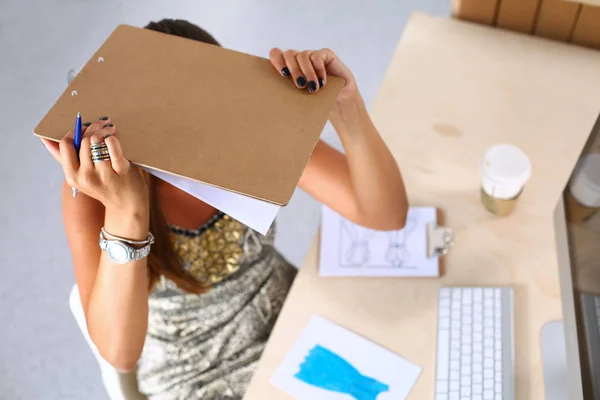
[41,118,148,213]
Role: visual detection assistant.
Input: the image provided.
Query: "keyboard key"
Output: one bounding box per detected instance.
[461,365,471,376]
[484,379,494,389]
[473,373,483,384]
[462,386,472,396]
[450,360,459,370]
[460,376,471,387]
[484,390,494,399]
[484,289,493,298]
[473,395,483,400]
[449,393,459,400]
[440,288,451,298]
[435,394,448,400]
[484,358,494,368]
[436,380,449,393]
[473,383,483,394]
[461,355,471,365]
[450,381,459,391]
[461,345,472,355]
[474,288,483,301]
[436,330,450,380]
[464,289,473,303]
[495,361,502,371]
[450,370,459,381]
[451,340,460,350]
[439,318,450,329]
[473,364,483,374]
[495,382,502,393]
[494,288,501,298]
[495,372,502,382]
[451,349,459,360]
[484,348,493,358]
[484,369,494,379]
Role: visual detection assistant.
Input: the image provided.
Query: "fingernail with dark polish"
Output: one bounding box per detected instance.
[104,123,114,128]
[281,67,290,77]
[83,122,92,127]
[308,81,317,93]
[296,76,307,87]
[99,116,109,121]
[318,78,325,88]
[104,134,112,138]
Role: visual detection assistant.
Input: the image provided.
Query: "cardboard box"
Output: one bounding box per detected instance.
[497,0,542,33]
[452,0,499,25]
[535,0,581,41]
[571,4,600,49]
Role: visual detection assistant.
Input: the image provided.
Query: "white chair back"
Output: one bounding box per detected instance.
[69,285,147,400]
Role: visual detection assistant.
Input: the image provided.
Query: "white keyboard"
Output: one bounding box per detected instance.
[435,287,515,400]
[581,294,600,400]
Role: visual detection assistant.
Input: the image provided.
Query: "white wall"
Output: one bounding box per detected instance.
[0,0,449,398]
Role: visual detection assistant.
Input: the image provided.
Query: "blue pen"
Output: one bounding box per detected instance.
[72,112,83,197]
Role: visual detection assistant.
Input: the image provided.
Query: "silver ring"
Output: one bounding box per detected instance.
[91,143,111,163]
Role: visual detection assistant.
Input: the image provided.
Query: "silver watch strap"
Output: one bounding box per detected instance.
[133,244,152,261]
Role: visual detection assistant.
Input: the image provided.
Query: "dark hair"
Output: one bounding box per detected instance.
[145,19,220,46]
[143,19,221,294]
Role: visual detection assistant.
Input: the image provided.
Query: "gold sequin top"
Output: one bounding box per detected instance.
[168,212,246,286]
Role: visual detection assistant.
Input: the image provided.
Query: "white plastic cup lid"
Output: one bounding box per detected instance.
[569,154,600,208]
[480,144,532,199]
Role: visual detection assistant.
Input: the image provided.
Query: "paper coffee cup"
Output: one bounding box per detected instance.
[480,144,532,216]
[566,154,600,223]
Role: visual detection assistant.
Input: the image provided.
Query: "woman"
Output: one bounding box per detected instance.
[41,19,407,400]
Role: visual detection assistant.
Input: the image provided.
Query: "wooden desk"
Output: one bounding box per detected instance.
[245,14,600,399]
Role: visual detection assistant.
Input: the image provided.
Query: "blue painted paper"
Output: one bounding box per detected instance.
[294,345,389,400]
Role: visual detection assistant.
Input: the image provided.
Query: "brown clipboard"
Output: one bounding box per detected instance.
[34,24,344,206]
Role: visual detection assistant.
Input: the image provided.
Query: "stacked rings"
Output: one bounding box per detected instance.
[91,142,111,163]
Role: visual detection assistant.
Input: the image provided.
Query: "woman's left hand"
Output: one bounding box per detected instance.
[269,48,357,104]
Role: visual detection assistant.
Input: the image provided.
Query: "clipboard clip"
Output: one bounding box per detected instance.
[427,223,454,258]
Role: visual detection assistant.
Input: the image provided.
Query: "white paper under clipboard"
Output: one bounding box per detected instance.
[319,206,453,277]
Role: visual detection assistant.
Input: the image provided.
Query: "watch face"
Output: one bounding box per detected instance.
[107,241,129,264]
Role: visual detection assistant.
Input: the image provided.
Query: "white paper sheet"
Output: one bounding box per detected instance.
[319,206,439,277]
[142,167,279,235]
[271,314,422,400]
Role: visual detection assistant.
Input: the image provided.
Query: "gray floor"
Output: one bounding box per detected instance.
[0,1,449,399]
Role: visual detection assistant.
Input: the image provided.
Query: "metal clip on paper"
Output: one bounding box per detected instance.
[426,223,454,258]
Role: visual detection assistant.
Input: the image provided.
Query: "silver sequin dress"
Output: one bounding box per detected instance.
[137,213,296,400]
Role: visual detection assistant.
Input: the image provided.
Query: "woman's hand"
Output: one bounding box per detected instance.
[41,118,148,213]
[269,48,357,104]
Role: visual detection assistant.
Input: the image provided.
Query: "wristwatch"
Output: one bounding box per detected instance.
[99,228,155,264]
